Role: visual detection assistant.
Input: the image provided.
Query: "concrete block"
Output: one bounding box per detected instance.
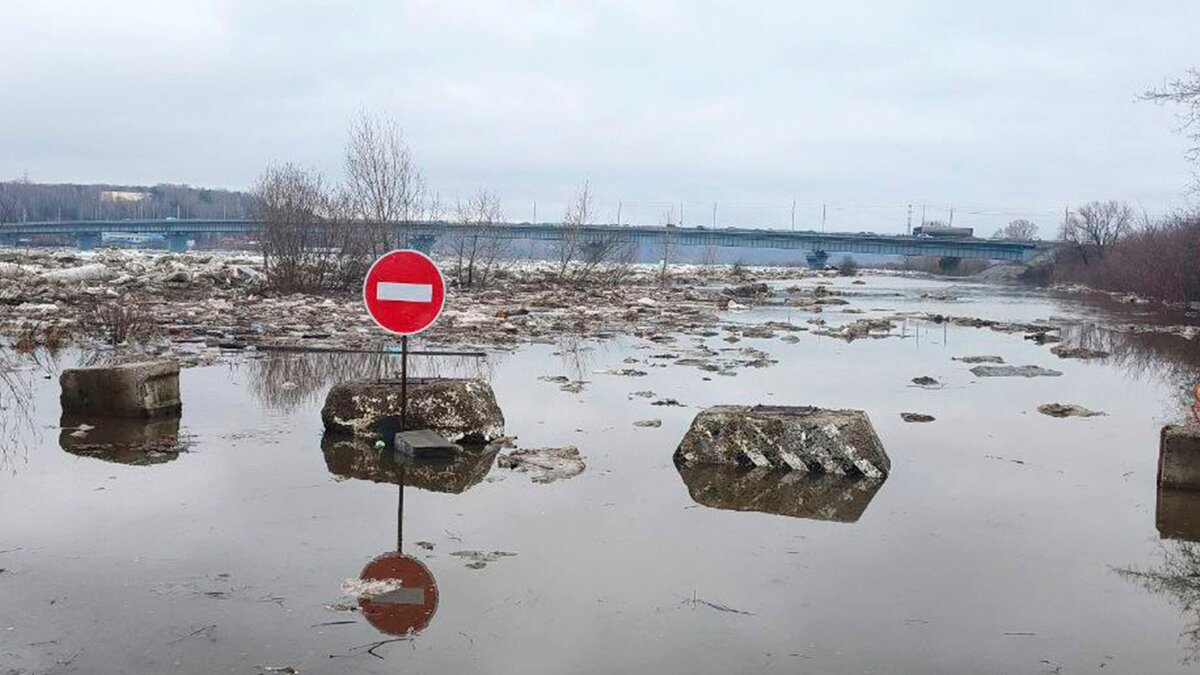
[674,404,890,478]
[60,360,181,418]
[321,378,504,443]
[1159,424,1200,490]
[395,429,460,459]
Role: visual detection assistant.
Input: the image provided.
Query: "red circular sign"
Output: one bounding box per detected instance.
[359,552,439,636]
[362,250,446,336]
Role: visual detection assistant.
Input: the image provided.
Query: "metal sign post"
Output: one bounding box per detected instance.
[362,249,484,446]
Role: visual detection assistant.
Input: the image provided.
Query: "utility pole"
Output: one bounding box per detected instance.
[948,207,954,227]
[921,204,926,228]
[906,203,913,235]
[821,203,826,233]
[532,202,537,224]
[616,200,622,226]
[790,200,796,231]
[679,201,684,227]
[711,202,717,228]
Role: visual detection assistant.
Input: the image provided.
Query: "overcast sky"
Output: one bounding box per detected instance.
[2,1,1198,231]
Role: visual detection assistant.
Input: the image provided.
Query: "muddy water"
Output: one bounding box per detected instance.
[3,275,1200,674]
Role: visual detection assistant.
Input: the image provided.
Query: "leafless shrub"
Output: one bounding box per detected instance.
[444,188,510,288]
[837,255,858,276]
[254,163,364,293]
[553,182,635,284]
[1054,211,1200,303]
[344,111,428,255]
[80,296,159,346]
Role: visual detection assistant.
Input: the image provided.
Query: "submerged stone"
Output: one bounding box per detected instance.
[676,464,884,522]
[321,378,504,443]
[320,433,500,494]
[60,360,181,418]
[674,405,890,478]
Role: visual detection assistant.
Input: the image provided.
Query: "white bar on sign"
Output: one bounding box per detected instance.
[376,282,433,303]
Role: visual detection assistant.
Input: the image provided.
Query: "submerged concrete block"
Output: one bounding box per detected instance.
[321,378,504,444]
[676,464,884,522]
[59,415,183,465]
[674,405,890,478]
[60,360,181,418]
[1156,487,1200,542]
[1159,424,1200,490]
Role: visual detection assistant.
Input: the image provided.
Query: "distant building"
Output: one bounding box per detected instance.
[100,190,149,203]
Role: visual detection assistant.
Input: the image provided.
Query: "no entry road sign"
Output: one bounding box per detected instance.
[363,250,446,336]
[358,552,439,636]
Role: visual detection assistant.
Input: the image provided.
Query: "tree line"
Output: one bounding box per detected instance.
[0,179,254,224]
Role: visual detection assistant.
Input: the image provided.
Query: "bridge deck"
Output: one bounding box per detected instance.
[1,219,1040,261]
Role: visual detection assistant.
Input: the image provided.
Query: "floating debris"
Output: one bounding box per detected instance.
[1037,403,1106,418]
[970,365,1063,378]
[497,446,586,483]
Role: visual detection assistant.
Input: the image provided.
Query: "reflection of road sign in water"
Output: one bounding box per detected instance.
[362,250,446,336]
[359,553,439,636]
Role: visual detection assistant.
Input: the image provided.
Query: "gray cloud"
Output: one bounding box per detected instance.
[1,0,1197,231]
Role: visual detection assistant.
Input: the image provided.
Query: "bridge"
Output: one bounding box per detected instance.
[0,218,1040,266]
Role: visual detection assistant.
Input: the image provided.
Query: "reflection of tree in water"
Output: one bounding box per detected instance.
[1060,323,1200,417]
[244,350,498,412]
[1118,541,1200,663]
[0,348,57,474]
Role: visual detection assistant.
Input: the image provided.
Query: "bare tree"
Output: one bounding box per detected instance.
[1143,69,1200,165]
[343,111,427,254]
[0,181,20,224]
[554,181,593,280]
[658,206,677,283]
[1061,200,1134,263]
[254,163,344,292]
[445,187,509,288]
[995,219,1038,240]
[553,182,634,283]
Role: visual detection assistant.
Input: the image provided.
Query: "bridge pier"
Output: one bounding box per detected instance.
[166,233,190,253]
[937,256,961,273]
[411,234,437,255]
[805,250,829,269]
[76,232,102,250]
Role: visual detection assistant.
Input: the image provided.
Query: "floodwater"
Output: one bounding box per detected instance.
[3,275,1200,674]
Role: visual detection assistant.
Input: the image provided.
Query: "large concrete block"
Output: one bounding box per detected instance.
[674,405,890,478]
[60,360,181,418]
[1158,424,1200,490]
[321,378,504,444]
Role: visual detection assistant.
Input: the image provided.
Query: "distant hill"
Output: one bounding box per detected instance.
[0,180,254,223]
